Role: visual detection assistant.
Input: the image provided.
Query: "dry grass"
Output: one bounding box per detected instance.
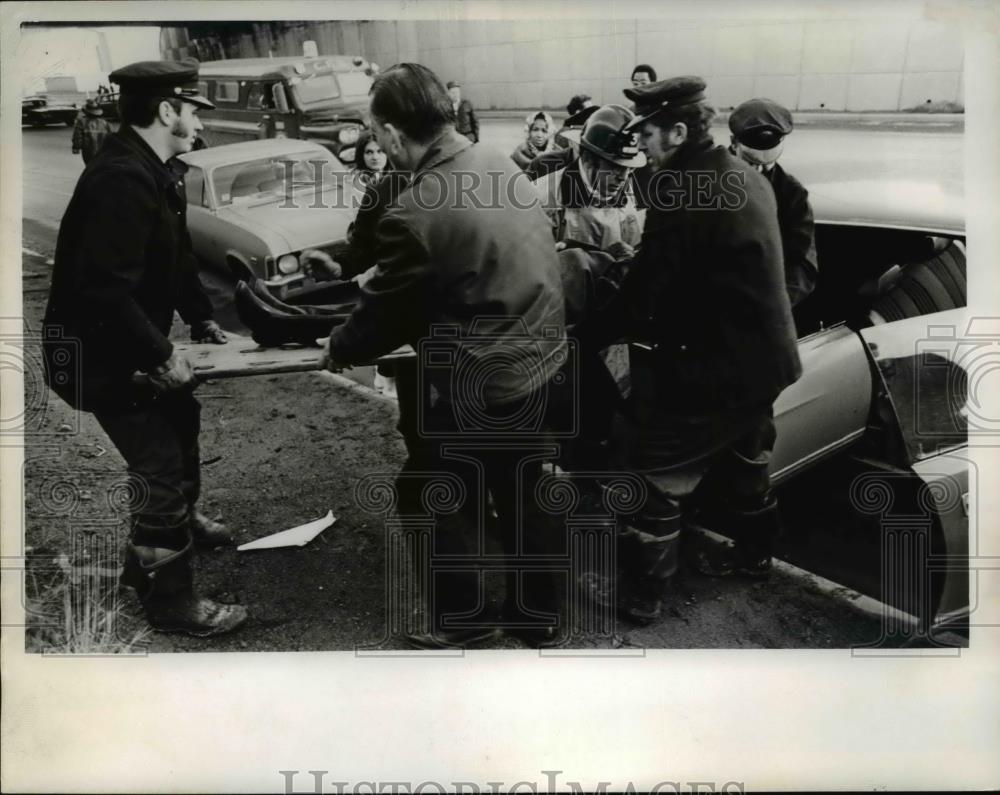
[25,543,151,655]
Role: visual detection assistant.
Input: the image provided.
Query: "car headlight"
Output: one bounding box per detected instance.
[338,126,360,145]
[277,254,299,275]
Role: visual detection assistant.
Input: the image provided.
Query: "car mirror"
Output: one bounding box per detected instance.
[272,83,290,114]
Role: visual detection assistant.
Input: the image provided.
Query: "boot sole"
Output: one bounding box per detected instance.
[148,605,249,638]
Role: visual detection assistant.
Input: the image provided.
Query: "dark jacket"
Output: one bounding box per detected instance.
[43,125,213,413]
[763,162,818,306]
[586,139,801,412]
[329,129,566,406]
[327,170,410,278]
[71,112,112,163]
[454,99,478,143]
[525,146,575,182]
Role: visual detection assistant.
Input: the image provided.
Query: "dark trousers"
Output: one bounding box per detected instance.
[94,390,201,551]
[396,381,570,635]
[617,347,778,584]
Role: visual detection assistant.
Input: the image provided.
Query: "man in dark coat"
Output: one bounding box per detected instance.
[578,76,802,624]
[42,59,244,637]
[729,98,818,308]
[322,63,569,649]
[71,98,112,164]
[446,80,478,143]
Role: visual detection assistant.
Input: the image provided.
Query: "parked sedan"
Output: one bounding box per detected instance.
[180,138,363,295]
[766,178,968,639]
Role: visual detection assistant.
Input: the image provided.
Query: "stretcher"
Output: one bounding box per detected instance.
[133,334,415,384]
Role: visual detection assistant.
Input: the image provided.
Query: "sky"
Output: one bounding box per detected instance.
[15,26,161,95]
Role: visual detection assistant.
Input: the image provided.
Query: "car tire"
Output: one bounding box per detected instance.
[870,240,966,323]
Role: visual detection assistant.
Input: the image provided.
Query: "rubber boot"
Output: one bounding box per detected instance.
[578,513,679,626]
[121,545,248,637]
[690,495,780,578]
[190,510,234,548]
[617,514,681,624]
[250,278,358,317]
[235,281,347,347]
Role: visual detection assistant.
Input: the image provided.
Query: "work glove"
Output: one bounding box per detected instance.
[190,319,228,344]
[605,240,635,261]
[148,351,196,393]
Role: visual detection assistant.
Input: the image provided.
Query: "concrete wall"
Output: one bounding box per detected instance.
[168,18,964,112]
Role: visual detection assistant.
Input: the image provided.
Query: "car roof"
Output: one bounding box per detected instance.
[178,139,333,168]
[809,179,964,236]
[198,56,370,79]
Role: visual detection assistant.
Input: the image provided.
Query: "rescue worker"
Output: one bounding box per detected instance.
[729,98,818,307]
[320,63,569,649]
[71,98,112,164]
[578,76,802,624]
[535,104,646,470]
[447,80,479,143]
[42,59,245,637]
[536,104,645,259]
[510,110,557,171]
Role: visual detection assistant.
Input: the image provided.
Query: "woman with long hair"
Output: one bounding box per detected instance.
[352,128,388,189]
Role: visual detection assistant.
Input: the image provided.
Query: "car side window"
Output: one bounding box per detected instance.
[185,166,208,208]
[247,83,273,111]
[214,81,240,103]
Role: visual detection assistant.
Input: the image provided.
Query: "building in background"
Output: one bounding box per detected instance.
[160,16,963,113]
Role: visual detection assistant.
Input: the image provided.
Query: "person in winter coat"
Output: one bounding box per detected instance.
[44,60,242,638]
[510,110,557,171]
[577,77,802,625]
[728,98,818,308]
[71,98,112,164]
[322,64,571,649]
[447,80,479,143]
[535,104,647,470]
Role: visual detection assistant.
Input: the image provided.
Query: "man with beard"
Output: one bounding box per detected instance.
[578,77,802,624]
[42,59,244,637]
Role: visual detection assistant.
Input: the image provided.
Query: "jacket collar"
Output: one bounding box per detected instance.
[558,159,628,209]
[110,125,188,186]
[412,128,472,175]
[663,136,717,172]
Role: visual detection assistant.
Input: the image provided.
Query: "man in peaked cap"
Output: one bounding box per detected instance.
[576,76,802,624]
[729,98,818,309]
[43,59,246,637]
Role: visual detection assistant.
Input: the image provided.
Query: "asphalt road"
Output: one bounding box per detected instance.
[21,118,963,233]
[18,118,964,651]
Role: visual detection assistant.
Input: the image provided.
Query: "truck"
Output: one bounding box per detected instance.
[195,56,376,164]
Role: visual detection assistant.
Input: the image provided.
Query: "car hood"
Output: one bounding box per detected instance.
[220,194,356,251]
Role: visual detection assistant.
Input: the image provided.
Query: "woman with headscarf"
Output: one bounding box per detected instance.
[510,110,556,171]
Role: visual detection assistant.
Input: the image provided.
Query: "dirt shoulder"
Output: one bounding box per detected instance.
[19,220,888,651]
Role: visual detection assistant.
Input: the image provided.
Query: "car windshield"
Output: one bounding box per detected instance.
[293,73,342,105]
[212,149,346,207]
[336,72,373,98]
[293,71,372,106]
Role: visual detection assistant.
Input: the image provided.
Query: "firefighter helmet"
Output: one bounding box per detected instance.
[578,104,646,168]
